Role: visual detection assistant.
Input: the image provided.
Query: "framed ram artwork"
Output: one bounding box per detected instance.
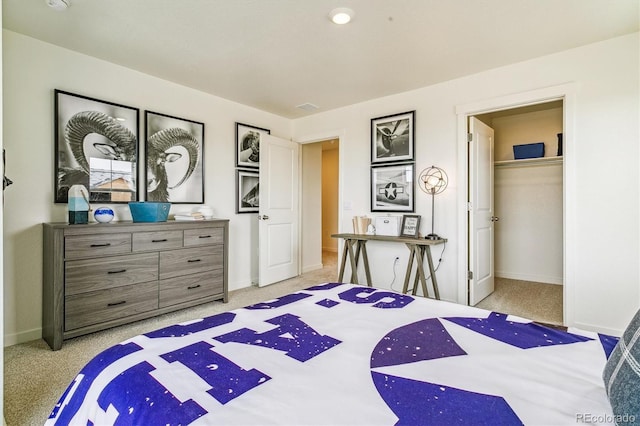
[145,111,204,204]
[54,90,140,203]
[235,122,270,169]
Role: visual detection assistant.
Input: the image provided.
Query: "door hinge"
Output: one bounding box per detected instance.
[467,202,472,211]
[468,271,473,280]
[467,133,473,142]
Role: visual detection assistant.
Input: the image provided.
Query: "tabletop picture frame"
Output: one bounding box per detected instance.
[371,110,415,164]
[400,214,421,238]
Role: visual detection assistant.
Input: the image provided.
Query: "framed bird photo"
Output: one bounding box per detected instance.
[145,111,204,204]
[371,163,415,212]
[236,122,270,169]
[371,110,415,164]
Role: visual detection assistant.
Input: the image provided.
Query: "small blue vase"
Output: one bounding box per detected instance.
[94,207,115,223]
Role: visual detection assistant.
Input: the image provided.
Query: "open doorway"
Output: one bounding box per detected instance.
[301,139,339,274]
[468,101,564,325]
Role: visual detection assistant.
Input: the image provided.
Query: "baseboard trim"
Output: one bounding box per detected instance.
[302,263,324,273]
[4,327,42,347]
[495,271,563,285]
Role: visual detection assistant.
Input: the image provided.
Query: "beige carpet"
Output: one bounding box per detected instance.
[4,253,338,426]
[475,277,563,326]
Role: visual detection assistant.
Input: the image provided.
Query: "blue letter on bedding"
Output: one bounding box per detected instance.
[215,313,342,362]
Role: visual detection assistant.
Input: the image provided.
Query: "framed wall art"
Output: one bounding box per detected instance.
[400,214,421,238]
[236,169,259,213]
[371,163,415,212]
[54,89,140,203]
[236,122,270,169]
[145,111,204,204]
[371,110,415,164]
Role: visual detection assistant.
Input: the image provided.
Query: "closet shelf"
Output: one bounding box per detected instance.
[494,156,563,168]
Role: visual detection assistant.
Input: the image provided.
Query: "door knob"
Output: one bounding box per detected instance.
[490,216,500,222]
[259,215,270,220]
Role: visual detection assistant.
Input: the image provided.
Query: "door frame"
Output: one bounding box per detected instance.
[296,128,346,271]
[455,83,576,326]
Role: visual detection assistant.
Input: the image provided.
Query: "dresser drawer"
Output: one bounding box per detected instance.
[159,269,224,308]
[65,253,159,296]
[65,281,158,331]
[65,233,131,259]
[159,246,223,280]
[132,230,183,252]
[184,227,224,247]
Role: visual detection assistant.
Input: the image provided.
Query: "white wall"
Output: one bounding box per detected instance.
[293,33,639,335]
[2,30,292,345]
[495,164,563,284]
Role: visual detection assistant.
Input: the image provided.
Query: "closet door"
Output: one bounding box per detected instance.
[469,117,495,305]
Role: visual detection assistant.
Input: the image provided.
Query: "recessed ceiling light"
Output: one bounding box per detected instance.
[329,8,354,25]
[45,0,71,11]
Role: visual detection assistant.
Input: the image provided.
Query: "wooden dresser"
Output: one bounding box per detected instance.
[42,219,229,350]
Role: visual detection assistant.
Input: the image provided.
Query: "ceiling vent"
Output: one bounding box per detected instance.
[45,0,71,11]
[296,103,319,111]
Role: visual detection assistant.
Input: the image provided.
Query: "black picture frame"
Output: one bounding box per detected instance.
[371,163,415,212]
[371,110,415,164]
[400,214,421,238]
[54,89,140,203]
[236,122,270,169]
[145,111,204,204]
[236,169,259,213]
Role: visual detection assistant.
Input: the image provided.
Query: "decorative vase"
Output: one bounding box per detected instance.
[94,207,115,223]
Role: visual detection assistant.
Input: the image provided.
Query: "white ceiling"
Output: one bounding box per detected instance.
[3,0,638,118]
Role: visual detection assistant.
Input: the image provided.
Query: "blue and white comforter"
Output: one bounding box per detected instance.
[47,283,616,425]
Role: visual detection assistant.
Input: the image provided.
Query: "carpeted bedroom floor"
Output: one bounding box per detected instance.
[3,253,562,425]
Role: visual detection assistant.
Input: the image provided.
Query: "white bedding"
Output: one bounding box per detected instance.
[47,283,616,425]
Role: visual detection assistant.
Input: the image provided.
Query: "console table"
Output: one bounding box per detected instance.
[331,233,446,299]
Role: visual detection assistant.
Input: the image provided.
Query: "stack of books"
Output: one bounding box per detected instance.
[173,212,205,221]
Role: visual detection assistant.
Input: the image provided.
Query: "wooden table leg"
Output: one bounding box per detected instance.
[425,246,440,300]
[345,239,359,284]
[338,239,349,282]
[402,243,415,294]
[414,245,430,298]
[360,241,373,287]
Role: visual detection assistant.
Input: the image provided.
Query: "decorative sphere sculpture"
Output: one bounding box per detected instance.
[94,207,115,223]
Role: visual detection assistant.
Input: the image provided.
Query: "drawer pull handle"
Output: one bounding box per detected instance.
[107,300,126,307]
[90,243,111,248]
[187,284,202,290]
[187,259,201,263]
[107,269,127,274]
[152,239,168,243]
[199,235,212,239]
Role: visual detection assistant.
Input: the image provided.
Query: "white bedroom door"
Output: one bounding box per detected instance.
[468,116,495,305]
[258,135,300,287]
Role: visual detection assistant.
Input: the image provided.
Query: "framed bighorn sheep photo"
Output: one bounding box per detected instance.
[54,90,140,203]
[235,122,270,169]
[145,111,204,204]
